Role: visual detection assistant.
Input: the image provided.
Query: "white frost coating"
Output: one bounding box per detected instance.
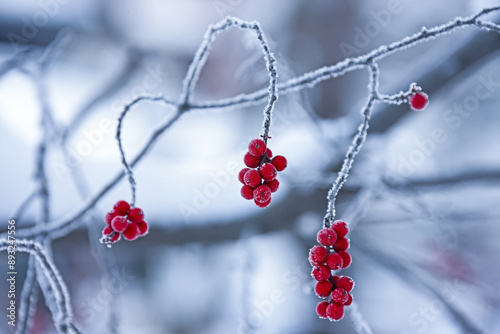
[347,302,374,334]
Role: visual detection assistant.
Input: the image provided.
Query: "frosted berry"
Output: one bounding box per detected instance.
[344,293,353,306]
[327,253,344,270]
[259,163,277,181]
[265,148,273,159]
[137,221,149,236]
[123,223,139,241]
[336,276,354,292]
[326,303,344,321]
[271,155,287,171]
[113,201,130,215]
[240,185,254,200]
[317,228,337,247]
[111,216,128,233]
[331,288,349,305]
[309,246,328,265]
[110,233,121,243]
[332,275,340,285]
[264,179,279,193]
[105,210,118,225]
[338,251,352,269]
[410,92,428,110]
[244,169,261,187]
[128,207,144,223]
[248,139,267,157]
[316,301,329,319]
[333,237,350,252]
[238,168,251,184]
[331,220,349,238]
[253,184,271,203]
[315,281,333,298]
[244,152,261,168]
[254,197,271,208]
[312,265,331,282]
[103,225,114,235]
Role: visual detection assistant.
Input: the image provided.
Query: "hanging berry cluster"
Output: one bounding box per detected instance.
[309,220,353,321]
[100,200,149,247]
[238,138,287,208]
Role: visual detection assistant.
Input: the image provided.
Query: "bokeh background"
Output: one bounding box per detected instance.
[1,0,500,333]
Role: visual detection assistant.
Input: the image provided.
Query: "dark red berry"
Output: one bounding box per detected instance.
[137,221,149,236]
[333,237,350,252]
[111,216,128,233]
[344,293,353,306]
[331,288,349,305]
[312,265,331,282]
[338,251,352,269]
[244,152,261,168]
[315,281,333,298]
[103,225,114,235]
[259,163,277,181]
[326,303,344,321]
[271,155,287,171]
[410,92,428,110]
[336,276,354,292]
[309,246,328,265]
[238,168,251,184]
[244,169,261,187]
[265,148,273,159]
[128,208,144,223]
[331,220,349,238]
[327,253,344,270]
[332,275,340,285]
[264,179,279,193]
[254,197,271,208]
[248,139,267,157]
[317,228,338,247]
[253,185,271,203]
[123,223,139,241]
[110,233,121,243]
[316,301,329,319]
[105,210,118,225]
[240,185,255,200]
[113,201,130,215]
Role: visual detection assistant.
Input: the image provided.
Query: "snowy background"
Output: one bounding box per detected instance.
[1,0,500,333]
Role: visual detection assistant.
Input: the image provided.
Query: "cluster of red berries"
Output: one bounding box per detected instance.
[409,86,428,111]
[100,201,149,246]
[238,138,287,208]
[309,220,353,321]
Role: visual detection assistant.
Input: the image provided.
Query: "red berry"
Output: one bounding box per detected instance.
[271,155,287,171]
[331,220,349,238]
[113,201,130,215]
[309,246,328,265]
[259,163,277,181]
[254,197,271,208]
[344,293,353,306]
[128,208,144,223]
[338,251,352,269]
[248,139,267,157]
[103,225,114,235]
[326,303,344,321]
[264,179,279,193]
[331,288,349,305]
[410,92,428,110]
[332,275,340,285]
[336,276,354,292]
[244,169,261,187]
[327,253,344,270]
[333,237,350,252]
[111,216,128,233]
[317,228,338,247]
[253,185,271,203]
[105,210,118,225]
[240,185,254,200]
[110,233,121,243]
[238,168,250,184]
[137,221,149,236]
[312,265,331,282]
[315,281,333,298]
[265,148,273,159]
[316,301,329,319]
[123,223,139,241]
[244,152,261,168]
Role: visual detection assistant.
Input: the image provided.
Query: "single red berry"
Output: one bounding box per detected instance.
[240,185,255,200]
[271,155,287,171]
[332,275,340,285]
[410,92,428,110]
[136,221,149,236]
[331,220,349,238]
[338,251,352,269]
[265,148,273,159]
[111,216,128,233]
[105,210,118,225]
[244,169,261,187]
[327,253,344,270]
[336,276,354,292]
[253,184,271,203]
[113,201,130,215]
[316,301,329,319]
[317,228,338,247]
[309,246,328,265]
[238,168,251,184]
[326,303,345,321]
[244,152,261,168]
[110,232,121,243]
[312,265,331,282]
[264,179,279,193]
[123,223,139,241]
[331,288,349,305]
[248,139,267,157]
[128,208,144,223]
[344,293,353,306]
[333,237,350,252]
[254,197,271,208]
[103,225,114,235]
[259,163,277,181]
[315,281,333,298]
